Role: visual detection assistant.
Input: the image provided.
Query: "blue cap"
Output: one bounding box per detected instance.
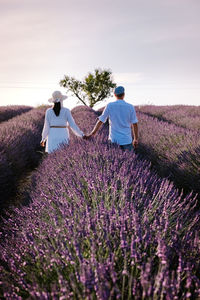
[114,86,125,95]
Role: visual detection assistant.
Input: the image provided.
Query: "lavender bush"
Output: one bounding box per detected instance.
[0,105,32,123]
[0,106,199,299]
[0,107,47,206]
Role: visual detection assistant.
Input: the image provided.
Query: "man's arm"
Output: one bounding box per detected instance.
[131,123,138,148]
[84,105,109,139]
[85,120,103,138]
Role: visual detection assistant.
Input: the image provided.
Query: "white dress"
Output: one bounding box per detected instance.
[42,106,84,153]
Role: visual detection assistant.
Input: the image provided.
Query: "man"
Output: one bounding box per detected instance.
[86,86,138,151]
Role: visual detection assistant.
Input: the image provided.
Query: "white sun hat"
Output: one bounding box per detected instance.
[48,91,68,103]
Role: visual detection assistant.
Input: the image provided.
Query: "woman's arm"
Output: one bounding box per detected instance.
[41,110,50,145]
[67,110,84,137]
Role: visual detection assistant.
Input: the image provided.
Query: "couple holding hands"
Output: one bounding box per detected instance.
[41,86,138,154]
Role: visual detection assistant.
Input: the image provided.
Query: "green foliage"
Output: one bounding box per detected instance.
[60,68,116,107]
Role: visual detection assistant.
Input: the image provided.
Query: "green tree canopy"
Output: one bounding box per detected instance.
[60,69,116,108]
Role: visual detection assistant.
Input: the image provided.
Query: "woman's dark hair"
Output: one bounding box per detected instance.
[53,102,61,116]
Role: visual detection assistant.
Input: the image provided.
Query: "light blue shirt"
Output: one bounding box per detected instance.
[98,100,138,145]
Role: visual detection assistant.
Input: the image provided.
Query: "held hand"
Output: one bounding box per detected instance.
[40,141,45,147]
[132,139,138,149]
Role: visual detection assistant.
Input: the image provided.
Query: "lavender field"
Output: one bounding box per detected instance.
[0,106,48,207]
[98,106,200,196]
[136,105,200,131]
[0,105,32,123]
[136,112,200,196]
[0,105,199,299]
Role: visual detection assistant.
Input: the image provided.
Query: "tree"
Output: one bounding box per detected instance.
[60,69,116,108]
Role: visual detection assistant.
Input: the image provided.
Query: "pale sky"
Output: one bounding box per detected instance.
[0,0,200,109]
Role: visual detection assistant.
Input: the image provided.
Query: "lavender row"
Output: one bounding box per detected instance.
[0,106,199,299]
[0,107,47,206]
[136,105,200,131]
[0,105,32,123]
[136,112,200,196]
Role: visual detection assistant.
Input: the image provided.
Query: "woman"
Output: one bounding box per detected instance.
[40,91,85,153]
